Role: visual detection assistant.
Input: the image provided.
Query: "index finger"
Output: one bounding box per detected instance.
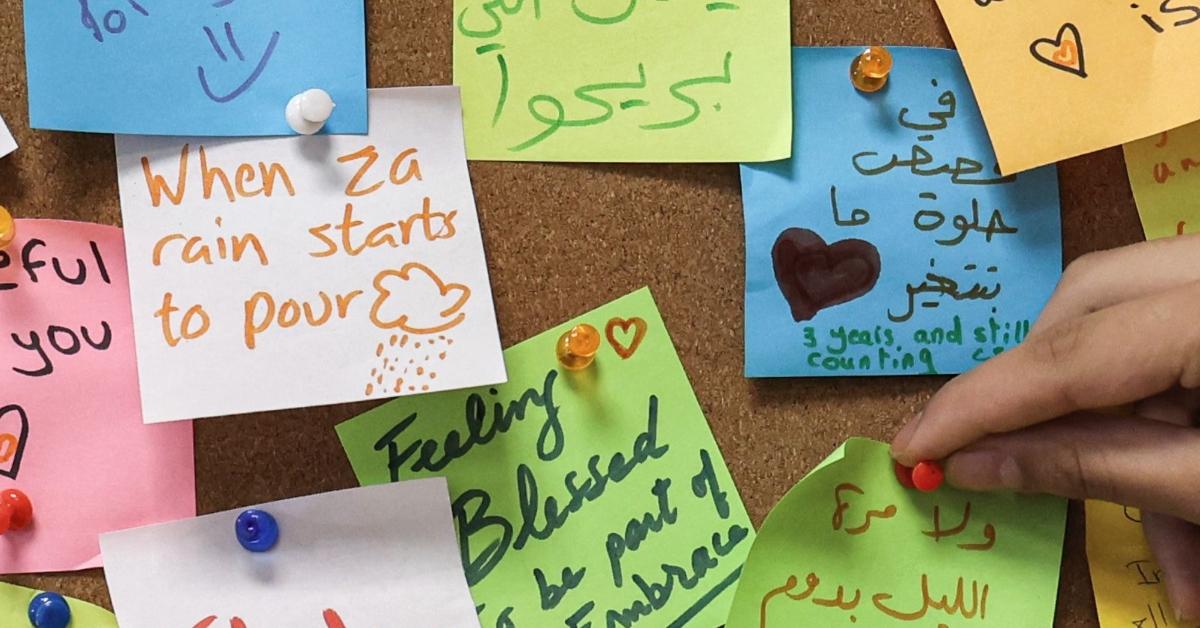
[892,279,1200,465]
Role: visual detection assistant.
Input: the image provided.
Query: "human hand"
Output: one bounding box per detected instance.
[890,234,1200,619]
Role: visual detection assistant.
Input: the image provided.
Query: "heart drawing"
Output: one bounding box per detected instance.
[0,405,29,480]
[605,317,648,359]
[1030,23,1087,78]
[771,228,882,322]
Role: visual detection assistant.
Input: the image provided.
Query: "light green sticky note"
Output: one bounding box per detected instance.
[452,0,792,162]
[337,287,755,627]
[1124,122,1200,240]
[0,582,117,627]
[726,438,1066,628]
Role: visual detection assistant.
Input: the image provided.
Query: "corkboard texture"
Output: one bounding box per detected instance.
[0,1,1143,626]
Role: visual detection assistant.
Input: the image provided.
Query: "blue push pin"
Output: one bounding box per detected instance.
[235,509,279,553]
[27,592,70,628]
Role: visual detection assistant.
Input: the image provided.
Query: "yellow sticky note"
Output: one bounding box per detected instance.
[1124,124,1200,239]
[935,2,1200,174]
[1085,500,1190,628]
[452,0,792,162]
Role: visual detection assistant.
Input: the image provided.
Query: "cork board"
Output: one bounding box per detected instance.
[0,1,1142,626]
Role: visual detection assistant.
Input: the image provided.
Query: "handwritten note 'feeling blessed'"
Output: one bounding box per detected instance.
[453,0,792,161]
[741,48,1062,378]
[936,0,1200,173]
[725,439,1067,628]
[338,288,755,627]
[116,87,505,422]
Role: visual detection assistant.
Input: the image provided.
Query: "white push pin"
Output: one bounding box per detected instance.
[285,88,335,135]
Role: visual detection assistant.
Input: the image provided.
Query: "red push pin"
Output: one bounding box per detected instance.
[0,489,33,534]
[911,461,944,492]
[896,460,944,492]
[894,461,916,489]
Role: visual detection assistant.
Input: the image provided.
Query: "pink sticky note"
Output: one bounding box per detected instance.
[0,219,194,573]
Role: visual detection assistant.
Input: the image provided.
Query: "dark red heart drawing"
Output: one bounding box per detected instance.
[772,228,882,322]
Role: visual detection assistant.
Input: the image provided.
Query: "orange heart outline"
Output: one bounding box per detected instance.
[605,317,648,359]
[369,262,471,335]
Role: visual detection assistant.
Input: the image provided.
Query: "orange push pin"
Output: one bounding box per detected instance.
[556,324,601,371]
[0,205,14,250]
[850,46,893,93]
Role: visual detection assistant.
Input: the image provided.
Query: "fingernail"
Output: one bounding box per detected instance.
[945,451,1023,491]
[890,412,923,464]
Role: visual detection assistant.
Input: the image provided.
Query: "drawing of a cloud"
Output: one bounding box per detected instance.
[370,263,471,334]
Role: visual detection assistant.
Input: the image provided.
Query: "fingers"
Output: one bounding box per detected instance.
[942,414,1200,523]
[1143,512,1200,621]
[892,280,1200,465]
[1035,234,1200,332]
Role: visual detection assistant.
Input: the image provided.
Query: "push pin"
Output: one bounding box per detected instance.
[235,509,279,553]
[0,489,34,534]
[0,205,14,250]
[896,460,943,492]
[850,46,893,93]
[27,592,70,628]
[556,324,601,371]
[285,88,336,135]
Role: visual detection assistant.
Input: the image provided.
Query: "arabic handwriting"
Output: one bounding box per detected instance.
[897,89,957,131]
[888,261,1002,323]
[509,53,733,151]
[832,483,897,535]
[851,145,1015,185]
[759,572,991,626]
[831,185,870,227]
[913,197,1019,246]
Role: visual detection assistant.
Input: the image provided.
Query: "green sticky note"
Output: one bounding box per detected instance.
[1124,123,1200,240]
[452,0,792,162]
[337,287,755,627]
[726,439,1066,628]
[0,582,117,627]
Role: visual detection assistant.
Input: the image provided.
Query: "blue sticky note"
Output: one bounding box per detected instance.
[24,1,367,136]
[741,47,1062,377]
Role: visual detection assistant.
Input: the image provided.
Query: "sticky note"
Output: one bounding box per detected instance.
[935,0,1200,174]
[453,0,792,161]
[0,220,194,573]
[100,478,480,627]
[1086,500,1183,628]
[1124,124,1200,240]
[24,1,366,136]
[337,287,755,627]
[0,114,16,159]
[725,438,1067,627]
[741,48,1062,378]
[0,581,117,627]
[115,87,505,422]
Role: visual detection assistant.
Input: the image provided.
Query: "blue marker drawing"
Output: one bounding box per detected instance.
[27,1,367,135]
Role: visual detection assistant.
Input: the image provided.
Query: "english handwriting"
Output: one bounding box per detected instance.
[373,369,564,480]
[453,395,666,585]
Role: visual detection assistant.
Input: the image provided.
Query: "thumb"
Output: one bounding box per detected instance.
[943,413,1200,524]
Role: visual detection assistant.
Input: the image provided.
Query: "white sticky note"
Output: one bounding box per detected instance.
[0,114,16,158]
[115,87,506,422]
[100,478,482,628]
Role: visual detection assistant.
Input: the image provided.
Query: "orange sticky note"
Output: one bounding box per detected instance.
[936,1,1200,174]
